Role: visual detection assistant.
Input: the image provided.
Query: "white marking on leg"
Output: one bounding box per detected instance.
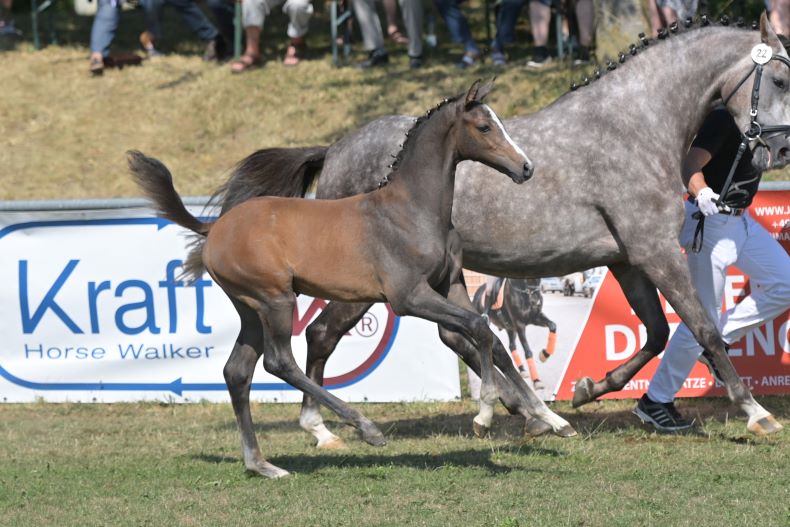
[483,104,530,162]
[300,405,343,447]
[474,399,495,428]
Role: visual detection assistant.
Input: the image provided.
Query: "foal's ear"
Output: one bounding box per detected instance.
[464,79,482,107]
[761,12,784,54]
[476,78,496,102]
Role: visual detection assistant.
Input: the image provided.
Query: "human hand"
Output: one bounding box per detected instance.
[695,187,720,217]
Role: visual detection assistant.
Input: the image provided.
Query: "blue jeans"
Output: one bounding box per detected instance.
[206,0,234,44]
[492,0,525,52]
[433,0,479,55]
[143,0,219,42]
[89,0,123,56]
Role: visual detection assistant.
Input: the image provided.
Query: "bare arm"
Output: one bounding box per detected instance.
[682,146,713,197]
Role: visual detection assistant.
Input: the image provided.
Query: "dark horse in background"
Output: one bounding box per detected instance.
[207,15,789,446]
[472,278,557,390]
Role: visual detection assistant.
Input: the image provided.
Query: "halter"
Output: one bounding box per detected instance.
[691,44,790,252]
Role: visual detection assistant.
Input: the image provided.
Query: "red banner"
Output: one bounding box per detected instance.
[554,190,790,400]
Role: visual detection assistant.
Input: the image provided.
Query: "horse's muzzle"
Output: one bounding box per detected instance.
[521,160,534,182]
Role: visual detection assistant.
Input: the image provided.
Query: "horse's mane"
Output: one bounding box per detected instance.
[377,93,465,188]
[568,15,759,94]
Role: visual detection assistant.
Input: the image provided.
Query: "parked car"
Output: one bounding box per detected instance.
[581,273,604,298]
[562,272,585,296]
[541,277,564,293]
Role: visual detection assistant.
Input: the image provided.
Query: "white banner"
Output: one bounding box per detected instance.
[0,206,460,403]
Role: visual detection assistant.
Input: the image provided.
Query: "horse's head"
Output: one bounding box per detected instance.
[454,80,534,183]
[723,13,790,171]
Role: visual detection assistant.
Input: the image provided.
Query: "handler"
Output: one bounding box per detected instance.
[634,103,790,433]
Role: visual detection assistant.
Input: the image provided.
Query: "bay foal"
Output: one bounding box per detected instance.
[130,81,540,478]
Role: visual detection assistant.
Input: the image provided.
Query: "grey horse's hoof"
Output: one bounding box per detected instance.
[524,417,553,437]
[572,377,596,408]
[747,415,784,436]
[554,424,578,438]
[473,420,491,438]
[316,436,348,450]
[246,461,291,479]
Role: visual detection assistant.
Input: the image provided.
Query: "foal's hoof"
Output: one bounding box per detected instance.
[361,426,387,447]
[247,461,291,479]
[524,417,553,437]
[554,424,578,438]
[747,415,784,436]
[571,377,596,408]
[316,436,348,450]
[473,419,491,438]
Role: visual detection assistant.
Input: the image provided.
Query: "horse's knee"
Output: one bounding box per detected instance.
[223,360,251,394]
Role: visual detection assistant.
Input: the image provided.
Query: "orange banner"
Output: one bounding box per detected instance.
[554,190,790,400]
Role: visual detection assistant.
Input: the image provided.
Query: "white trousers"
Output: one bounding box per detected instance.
[647,200,790,403]
[243,0,313,38]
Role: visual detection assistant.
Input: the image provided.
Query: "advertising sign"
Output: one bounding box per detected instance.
[0,205,461,403]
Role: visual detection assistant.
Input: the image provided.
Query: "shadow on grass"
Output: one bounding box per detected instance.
[192,446,556,475]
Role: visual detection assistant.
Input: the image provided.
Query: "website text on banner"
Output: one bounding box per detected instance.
[0,206,460,403]
[553,189,790,400]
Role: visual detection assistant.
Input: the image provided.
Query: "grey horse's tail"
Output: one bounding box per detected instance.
[213,146,328,215]
[128,150,213,280]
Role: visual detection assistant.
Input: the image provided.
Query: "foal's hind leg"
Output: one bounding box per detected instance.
[572,264,669,408]
[301,301,386,448]
[224,299,289,478]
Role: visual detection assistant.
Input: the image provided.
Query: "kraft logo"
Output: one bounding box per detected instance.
[18,259,212,335]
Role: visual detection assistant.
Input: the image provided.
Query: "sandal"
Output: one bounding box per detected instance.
[283,37,306,66]
[89,55,104,76]
[230,53,262,73]
[387,26,408,45]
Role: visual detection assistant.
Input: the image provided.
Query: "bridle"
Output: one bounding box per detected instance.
[718,45,790,207]
[691,44,790,252]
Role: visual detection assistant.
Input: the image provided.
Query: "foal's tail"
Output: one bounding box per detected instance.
[128,150,213,280]
[212,146,328,214]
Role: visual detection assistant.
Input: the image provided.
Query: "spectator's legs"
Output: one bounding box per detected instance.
[0,0,13,30]
[770,0,790,37]
[90,0,121,57]
[166,0,220,42]
[350,0,385,51]
[282,0,312,39]
[207,0,235,44]
[490,0,524,64]
[575,0,593,47]
[384,0,405,42]
[434,0,480,65]
[399,0,423,58]
[231,0,264,70]
[527,0,551,66]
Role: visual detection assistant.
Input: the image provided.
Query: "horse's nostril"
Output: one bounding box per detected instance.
[523,162,534,180]
[780,147,789,159]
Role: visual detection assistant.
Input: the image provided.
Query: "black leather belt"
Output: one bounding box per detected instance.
[687,196,746,216]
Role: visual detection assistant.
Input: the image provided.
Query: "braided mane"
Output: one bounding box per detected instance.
[377,94,464,188]
[568,14,759,93]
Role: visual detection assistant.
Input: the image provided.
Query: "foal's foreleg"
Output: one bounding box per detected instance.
[572,264,669,408]
[301,301,385,448]
[443,283,574,437]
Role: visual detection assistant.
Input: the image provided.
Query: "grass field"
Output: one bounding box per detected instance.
[1,398,789,527]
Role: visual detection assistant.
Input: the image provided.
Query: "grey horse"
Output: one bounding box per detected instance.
[213,15,789,445]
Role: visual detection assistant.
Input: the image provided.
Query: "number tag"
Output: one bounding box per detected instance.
[751,43,773,65]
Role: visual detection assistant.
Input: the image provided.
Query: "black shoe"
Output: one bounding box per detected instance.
[203,35,228,62]
[526,46,552,69]
[699,348,725,385]
[409,55,423,69]
[357,48,389,69]
[633,394,694,433]
[572,45,591,66]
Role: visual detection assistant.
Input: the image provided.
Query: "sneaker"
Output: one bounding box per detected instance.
[526,46,552,69]
[572,45,591,66]
[699,348,725,385]
[490,50,507,67]
[356,48,389,69]
[409,55,423,69]
[633,394,694,433]
[203,35,228,62]
[456,51,480,69]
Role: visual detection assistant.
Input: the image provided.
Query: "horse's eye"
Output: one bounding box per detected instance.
[477,125,491,133]
[773,78,786,89]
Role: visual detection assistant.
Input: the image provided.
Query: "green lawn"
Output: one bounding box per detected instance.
[1,398,788,526]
